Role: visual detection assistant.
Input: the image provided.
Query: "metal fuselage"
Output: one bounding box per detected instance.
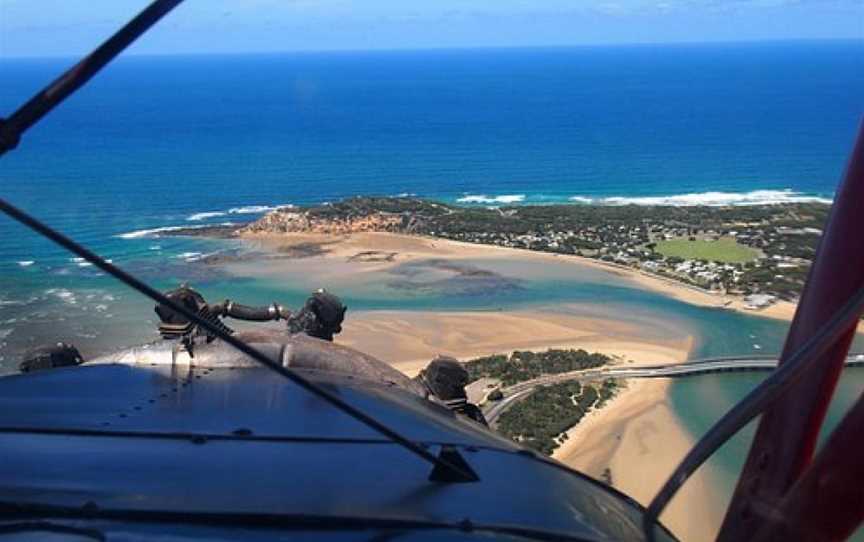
[0,332,674,541]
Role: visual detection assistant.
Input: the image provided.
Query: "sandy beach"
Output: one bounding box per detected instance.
[340,308,692,376]
[234,231,698,375]
[554,379,725,541]
[240,231,801,322]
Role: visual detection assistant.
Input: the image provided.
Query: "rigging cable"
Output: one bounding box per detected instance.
[0,0,475,484]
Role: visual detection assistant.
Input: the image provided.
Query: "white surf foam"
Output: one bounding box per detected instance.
[228,204,292,214]
[568,189,831,207]
[457,194,526,204]
[45,288,77,305]
[117,225,191,239]
[116,222,237,239]
[185,204,292,221]
[16,260,34,267]
[177,252,204,262]
[187,211,227,221]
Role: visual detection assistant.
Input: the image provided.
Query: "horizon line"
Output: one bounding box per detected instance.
[1,36,861,61]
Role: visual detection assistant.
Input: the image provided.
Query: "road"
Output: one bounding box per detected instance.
[483,353,864,426]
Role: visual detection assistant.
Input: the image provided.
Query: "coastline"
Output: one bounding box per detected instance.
[404,233,802,323]
[554,379,725,541]
[239,230,801,322]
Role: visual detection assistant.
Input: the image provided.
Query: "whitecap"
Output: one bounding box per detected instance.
[187,211,228,221]
[16,260,35,267]
[594,189,832,207]
[228,204,293,215]
[116,222,237,239]
[457,194,526,204]
[182,203,295,222]
[568,196,594,204]
[177,252,203,262]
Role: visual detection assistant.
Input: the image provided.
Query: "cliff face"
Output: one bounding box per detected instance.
[241,208,407,235]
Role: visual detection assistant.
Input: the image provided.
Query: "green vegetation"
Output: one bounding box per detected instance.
[246,196,832,301]
[308,196,450,220]
[465,349,610,386]
[497,380,620,455]
[654,237,759,263]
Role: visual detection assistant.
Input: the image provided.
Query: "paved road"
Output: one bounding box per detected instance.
[484,353,864,426]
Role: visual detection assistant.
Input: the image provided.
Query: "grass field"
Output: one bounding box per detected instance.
[654,237,759,263]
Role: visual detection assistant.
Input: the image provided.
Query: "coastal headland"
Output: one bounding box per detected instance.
[182,195,829,319]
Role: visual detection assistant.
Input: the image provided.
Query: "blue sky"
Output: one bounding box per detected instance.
[1,0,861,57]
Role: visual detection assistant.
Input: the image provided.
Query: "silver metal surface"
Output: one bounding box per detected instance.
[0,339,676,541]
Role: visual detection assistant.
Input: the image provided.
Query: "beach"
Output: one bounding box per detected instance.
[232,231,704,372]
[554,379,725,541]
[238,230,802,322]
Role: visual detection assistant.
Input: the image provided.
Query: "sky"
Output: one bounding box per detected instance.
[0,0,862,57]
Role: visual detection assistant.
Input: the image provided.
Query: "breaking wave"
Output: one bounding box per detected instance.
[567,189,832,207]
[116,222,237,239]
[186,203,293,221]
[176,252,204,262]
[187,211,227,221]
[457,194,526,204]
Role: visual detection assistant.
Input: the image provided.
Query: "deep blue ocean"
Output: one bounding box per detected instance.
[2,41,862,266]
[2,42,864,535]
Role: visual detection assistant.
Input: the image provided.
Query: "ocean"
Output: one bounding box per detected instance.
[2,41,864,532]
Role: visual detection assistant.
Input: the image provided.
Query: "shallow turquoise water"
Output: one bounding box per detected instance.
[668,369,864,539]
